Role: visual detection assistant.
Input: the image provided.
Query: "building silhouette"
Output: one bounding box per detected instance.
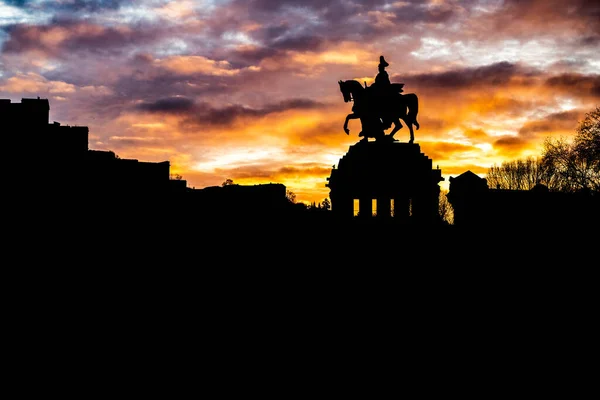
[326,140,444,226]
[447,170,600,229]
[5,97,292,228]
[6,97,598,239]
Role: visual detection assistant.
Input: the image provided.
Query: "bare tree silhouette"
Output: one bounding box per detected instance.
[486,107,600,193]
[542,107,600,192]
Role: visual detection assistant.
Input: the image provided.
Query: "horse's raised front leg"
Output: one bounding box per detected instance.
[344,113,359,135]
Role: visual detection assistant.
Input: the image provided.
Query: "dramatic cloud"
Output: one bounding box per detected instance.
[183,99,326,128]
[134,96,324,126]
[3,0,31,6]
[405,62,539,90]
[545,73,600,98]
[135,96,196,114]
[518,110,585,138]
[2,0,599,203]
[2,19,161,56]
[0,72,76,93]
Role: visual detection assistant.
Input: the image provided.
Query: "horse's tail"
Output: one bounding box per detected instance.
[405,93,419,129]
[406,93,418,119]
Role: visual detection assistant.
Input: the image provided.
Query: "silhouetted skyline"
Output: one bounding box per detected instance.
[8,96,597,236]
[1,1,598,205]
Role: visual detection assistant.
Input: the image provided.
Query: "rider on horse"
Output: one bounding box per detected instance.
[339,55,420,143]
[369,56,405,130]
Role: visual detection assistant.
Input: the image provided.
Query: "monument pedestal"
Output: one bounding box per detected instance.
[326,140,444,224]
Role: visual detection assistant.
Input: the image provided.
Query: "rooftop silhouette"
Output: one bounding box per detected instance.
[5,95,599,257]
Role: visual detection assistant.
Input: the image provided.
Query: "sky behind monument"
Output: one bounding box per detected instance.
[1,0,598,203]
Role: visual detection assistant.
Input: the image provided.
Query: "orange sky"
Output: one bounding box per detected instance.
[1,0,599,203]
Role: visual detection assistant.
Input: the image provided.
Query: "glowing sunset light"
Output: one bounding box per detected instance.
[131,123,166,129]
[1,0,598,205]
[192,147,287,171]
[155,55,240,75]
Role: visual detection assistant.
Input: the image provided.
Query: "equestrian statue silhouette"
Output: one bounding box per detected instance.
[338,56,419,143]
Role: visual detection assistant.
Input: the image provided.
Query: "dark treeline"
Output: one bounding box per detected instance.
[485,107,600,193]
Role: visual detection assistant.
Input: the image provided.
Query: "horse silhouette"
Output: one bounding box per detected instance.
[338,79,419,143]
